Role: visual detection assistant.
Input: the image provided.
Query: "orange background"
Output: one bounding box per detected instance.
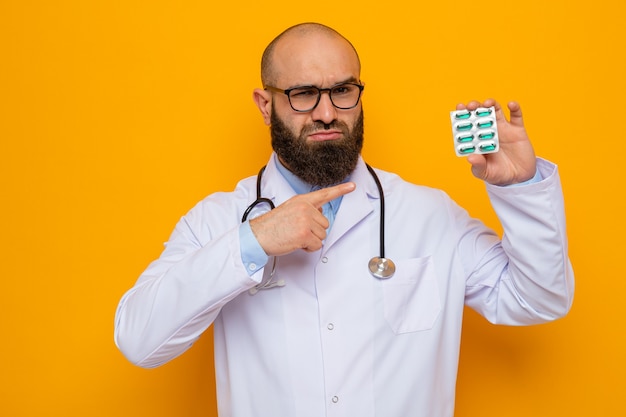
[2,0,625,416]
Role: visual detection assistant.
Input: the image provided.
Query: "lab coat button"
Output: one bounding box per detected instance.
[332,396,339,403]
[321,257,328,263]
[327,323,334,330]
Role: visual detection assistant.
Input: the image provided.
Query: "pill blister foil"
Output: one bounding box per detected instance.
[449,106,499,157]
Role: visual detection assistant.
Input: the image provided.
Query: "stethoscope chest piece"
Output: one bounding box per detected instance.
[368,256,396,279]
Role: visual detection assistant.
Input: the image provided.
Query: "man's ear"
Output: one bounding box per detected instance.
[252,88,272,126]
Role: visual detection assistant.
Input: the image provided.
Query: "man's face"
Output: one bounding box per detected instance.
[266,31,364,186]
[270,105,364,187]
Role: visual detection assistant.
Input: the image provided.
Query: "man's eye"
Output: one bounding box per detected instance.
[332,85,352,95]
[291,88,318,98]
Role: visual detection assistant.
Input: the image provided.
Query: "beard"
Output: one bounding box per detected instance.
[270,108,364,187]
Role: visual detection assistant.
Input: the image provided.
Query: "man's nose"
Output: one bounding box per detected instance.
[310,91,338,125]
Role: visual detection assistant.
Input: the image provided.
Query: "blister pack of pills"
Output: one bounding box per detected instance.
[450,106,499,157]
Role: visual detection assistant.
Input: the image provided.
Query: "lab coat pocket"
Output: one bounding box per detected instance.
[382,256,441,334]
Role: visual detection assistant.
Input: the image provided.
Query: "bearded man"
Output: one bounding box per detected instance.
[115,22,574,417]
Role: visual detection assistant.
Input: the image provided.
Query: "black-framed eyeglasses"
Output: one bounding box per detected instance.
[264,82,365,112]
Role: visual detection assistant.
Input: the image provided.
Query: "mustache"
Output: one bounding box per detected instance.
[301,120,350,136]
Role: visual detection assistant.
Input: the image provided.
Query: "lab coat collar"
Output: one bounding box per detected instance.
[326,157,379,250]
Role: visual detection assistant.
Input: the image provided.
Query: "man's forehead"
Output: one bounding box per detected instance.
[275,29,352,55]
[271,32,360,84]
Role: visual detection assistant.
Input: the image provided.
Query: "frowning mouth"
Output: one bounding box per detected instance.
[307,129,343,142]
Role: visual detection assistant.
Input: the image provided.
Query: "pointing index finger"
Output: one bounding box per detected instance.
[307,182,356,208]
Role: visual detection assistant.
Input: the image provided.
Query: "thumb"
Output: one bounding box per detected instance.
[467,154,487,180]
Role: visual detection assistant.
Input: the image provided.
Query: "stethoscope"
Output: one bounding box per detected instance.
[242,164,396,293]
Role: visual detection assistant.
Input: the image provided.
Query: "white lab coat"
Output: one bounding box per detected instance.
[115,154,574,417]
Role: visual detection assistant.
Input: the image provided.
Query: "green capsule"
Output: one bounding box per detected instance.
[456,134,474,143]
[478,131,495,140]
[477,120,494,129]
[476,108,492,117]
[455,110,471,120]
[459,145,476,154]
[456,123,473,131]
[479,143,497,152]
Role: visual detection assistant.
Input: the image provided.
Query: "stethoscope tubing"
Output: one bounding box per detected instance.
[365,164,386,260]
[241,163,395,282]
[241,166,276,223]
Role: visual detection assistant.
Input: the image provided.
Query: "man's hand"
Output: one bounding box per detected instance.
[249,182,356,256]
[457,99,537,185]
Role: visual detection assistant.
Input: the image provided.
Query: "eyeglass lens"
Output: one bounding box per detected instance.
[288,84,362,112]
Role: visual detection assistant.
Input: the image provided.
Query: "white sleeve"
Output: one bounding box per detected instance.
[114,197,262,368]
[464,158,575,324]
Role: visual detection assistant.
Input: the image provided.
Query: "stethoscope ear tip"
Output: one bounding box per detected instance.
[368,257,396,279]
